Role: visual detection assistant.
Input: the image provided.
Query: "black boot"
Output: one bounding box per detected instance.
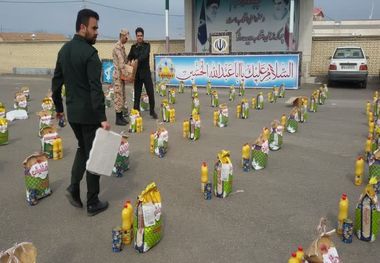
[116,112,127,126]
[150,110,158,119]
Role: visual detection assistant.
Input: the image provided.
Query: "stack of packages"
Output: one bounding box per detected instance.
[210,90,219,107]
[269,120,284,151]
[14,92,28,113]
[214,104,228,127]
[178,81,185,93]
[206,80,212,95]
[133,182,163,253]
[278,84,286,98]
[236,98,249,119]
[273,86,279,100]
[0,117,8,145]
[168,88,176,104]
[140,93,149,112]
[238,81,245,96]
[251,97,257,109]
[112,132,130,177]
[151,124,168,158]
[191,83,198,97]
[40,126,62,160]
[256,92,264,110]
[183,113,201,141]
[160,99,175,123]
[229,85,236,101]
[251,132,269,170]
[213,150,233,198]
[129,109,143,133]
[267,90,276,103]
[22,152,52,205]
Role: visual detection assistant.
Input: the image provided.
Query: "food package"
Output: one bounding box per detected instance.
[168,89,176,104]
[229,85,236,101]
[192,94,200,114]
[37,110,54,137]
[104,90,113,108]
[279,84,286,98]
[213,150,233,198]
[191,83,198,98]
[160,99,175,123]
[0,117,8,145]
[189,113,201,141]
[20,86,30,101]
[211,90,219,107]
[273,86,279,100]
[305,218,342,263]
[238,98,249,119]
[318,87,327,105]
[354,178,380,242]
[23,152,52,205]
[0,102,6,119]
[309,94,318,112]
[178,81,185,93]
[0,242,37,262]
[216,104,228,127]
[239,81,245,96]
[129,109,143,133]
[112,132,130,177]
[40,126,59,159]
[256,92,264,110]
[121,60,138,83]
[286,108,299,133]
[159,82,167,97]
[206,80,212,95]
[153,125,168,158]
[41,96,55,114]
[133,182,162,253]
[269,120,284,151]
[14,92,28,112]
[251,134,269,170]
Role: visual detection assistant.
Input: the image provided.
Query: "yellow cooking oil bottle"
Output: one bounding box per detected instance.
[236,104,241,118]
[201,162,208,192]
[183,120,190,138]
[365,136,372,156]
[213,110,219,126]
[281,114,287,127]
[337,193,349,235]
[354,156,365,186]
[121,200,134,245]
[288,252,298,263]
[150,132,155,153]
[366,101,371,115]
[296,246,304,262]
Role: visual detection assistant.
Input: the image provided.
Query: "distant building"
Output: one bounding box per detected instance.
[0,32,67,42]
[313,7,325,21]
[313,20,380,37]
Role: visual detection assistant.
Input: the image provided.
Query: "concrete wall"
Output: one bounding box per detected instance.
[298,0,314,82]
[311,36,380,76]
[0,40,185,74]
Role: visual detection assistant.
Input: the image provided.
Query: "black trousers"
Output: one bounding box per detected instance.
[69,122,100,205]
[133,74,155,113]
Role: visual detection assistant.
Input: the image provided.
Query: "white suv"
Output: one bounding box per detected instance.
[327,46,368,88]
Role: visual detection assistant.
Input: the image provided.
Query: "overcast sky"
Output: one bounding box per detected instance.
[0,0,379,40]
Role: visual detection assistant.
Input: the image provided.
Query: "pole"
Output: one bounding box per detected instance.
[289,0,295,51]
[165,0,169,53]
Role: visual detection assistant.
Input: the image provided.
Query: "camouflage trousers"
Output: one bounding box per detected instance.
[113,78,126,113]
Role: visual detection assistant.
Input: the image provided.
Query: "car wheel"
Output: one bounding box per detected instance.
[360,80,367,89]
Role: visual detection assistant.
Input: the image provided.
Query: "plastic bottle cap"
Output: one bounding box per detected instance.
[298,246,303,252]
[292,252,297,258]
[202,162,207,167]
[124,200,131,208]
[342,194,347,200]
[357,156,363,160]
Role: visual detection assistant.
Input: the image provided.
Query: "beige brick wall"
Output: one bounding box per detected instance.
[311,36,380,76]
[0,40,185,74]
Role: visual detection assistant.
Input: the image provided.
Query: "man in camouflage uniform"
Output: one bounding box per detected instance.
[112,29,130,125]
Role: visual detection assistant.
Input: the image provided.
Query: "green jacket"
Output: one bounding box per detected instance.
[51,34,106,124]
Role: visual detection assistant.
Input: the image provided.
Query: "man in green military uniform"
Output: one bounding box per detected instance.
[51,9,110,216]
[127,27,158,119]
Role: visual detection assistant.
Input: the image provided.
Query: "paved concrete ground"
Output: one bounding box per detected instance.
[0,75,379,262]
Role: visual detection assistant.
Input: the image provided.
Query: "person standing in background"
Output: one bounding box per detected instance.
[127,27,158,119]
[112,29,130,126]
[51,9,110,217]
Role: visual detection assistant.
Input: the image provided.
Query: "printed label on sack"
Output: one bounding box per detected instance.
[19,100,27,108]
[221,163,231,181]
[29,161,48,179]
[0,124,7,133]
[118,142,129,157]
[40,115,52,125]
[142,203,156,227]
[322,247,341,263]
